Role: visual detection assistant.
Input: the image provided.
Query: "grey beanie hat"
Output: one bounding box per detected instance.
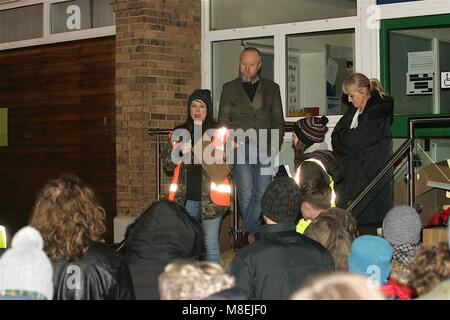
[382,205,422,246]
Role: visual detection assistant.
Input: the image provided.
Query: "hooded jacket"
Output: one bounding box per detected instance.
[123,200,202,300]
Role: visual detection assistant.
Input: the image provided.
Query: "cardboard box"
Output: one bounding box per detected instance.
[422,227,449,246]
[395,160,450,226]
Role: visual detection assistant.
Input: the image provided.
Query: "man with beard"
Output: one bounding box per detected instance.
[218,47,284,248]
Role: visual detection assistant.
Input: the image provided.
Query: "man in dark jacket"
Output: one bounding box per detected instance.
[230,177,334,300]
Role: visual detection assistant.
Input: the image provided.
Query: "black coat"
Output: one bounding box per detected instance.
[123,200,202,300]
[332,91,394,225]
[230,223,334,300]
[52,242,135,300]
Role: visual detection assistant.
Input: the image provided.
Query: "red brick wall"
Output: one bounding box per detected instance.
[111,0,201,216]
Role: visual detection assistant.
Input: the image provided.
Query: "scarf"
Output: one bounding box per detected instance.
[393,243,419,265]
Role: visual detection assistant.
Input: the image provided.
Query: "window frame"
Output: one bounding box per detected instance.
[202,0,450,124]
[0,0,115,51]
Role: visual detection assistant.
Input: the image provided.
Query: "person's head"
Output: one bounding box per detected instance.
[159,260,235,300]
[342,73,387,110]
[292,116,329,151]
[0,226,53,300]
[304,208,357,271]
[29,175,106,261]
[261,177,302,224]
[188,89,212,123]
[382,205,422,246]
[123,200,202,264]
[408,242,450,297]
[342,73,371,109]
[348,235,393,285]
[291,272,385,300]
[299,178,332,220]
[184,89,214,133]
[239,47,261,83]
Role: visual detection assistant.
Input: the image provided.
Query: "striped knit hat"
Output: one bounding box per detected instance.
[293,116,329,148]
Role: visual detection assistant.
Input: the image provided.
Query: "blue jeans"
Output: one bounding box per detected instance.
[185,200,222,264]
[233,144,273,235]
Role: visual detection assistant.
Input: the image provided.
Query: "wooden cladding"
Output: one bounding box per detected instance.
[0,37,116,242]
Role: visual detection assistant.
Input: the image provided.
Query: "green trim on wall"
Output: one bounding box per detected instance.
[380,14,450,138]
[391,115,450,138]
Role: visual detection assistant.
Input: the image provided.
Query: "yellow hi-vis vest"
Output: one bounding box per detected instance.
[0,225,6,248]
[167,128,231,207]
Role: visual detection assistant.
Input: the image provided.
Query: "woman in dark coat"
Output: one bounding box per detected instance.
[332,73,394,227]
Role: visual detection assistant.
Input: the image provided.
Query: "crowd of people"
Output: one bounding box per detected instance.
[0,47,448,300]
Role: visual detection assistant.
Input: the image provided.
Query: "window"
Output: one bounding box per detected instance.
[0,4,43,43]
[210,0,356,31]
[389,27,450,115]
[286,29,355,117]
[51,0,115,34]
[212,37,274,119]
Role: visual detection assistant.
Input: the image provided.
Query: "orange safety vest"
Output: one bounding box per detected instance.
[167,129,231,206]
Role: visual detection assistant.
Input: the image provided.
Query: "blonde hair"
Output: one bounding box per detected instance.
[291,272,386,300]
[342,73,387,99]
[159,260,235,300]
[30,175,106,261]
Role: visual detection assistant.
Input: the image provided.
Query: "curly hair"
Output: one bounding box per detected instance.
[159,260,235,300]
[408,241,450,297]
[29,175,106,261]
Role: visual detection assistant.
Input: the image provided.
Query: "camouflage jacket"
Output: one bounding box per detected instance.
[161,137,232,220]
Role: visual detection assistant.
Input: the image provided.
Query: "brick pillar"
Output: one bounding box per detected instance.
[111,0,201,221]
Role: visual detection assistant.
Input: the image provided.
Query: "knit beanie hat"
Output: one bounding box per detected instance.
[382,205,422,246]
[188,89,212,115]
[261,177,302,223]
[348,235,392,284]
[0,226,53,300]
[293,116,329,148]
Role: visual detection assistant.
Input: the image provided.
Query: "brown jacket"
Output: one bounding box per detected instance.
[218,77,285,153]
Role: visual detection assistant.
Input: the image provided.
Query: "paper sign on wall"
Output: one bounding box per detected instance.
[406,51,435,95]
[408,51,435,74]
[406,73,433,95]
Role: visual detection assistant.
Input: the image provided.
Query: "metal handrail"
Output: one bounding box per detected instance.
[346,138,412,215]
[347,116,450,215]
[148,128,172,200]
